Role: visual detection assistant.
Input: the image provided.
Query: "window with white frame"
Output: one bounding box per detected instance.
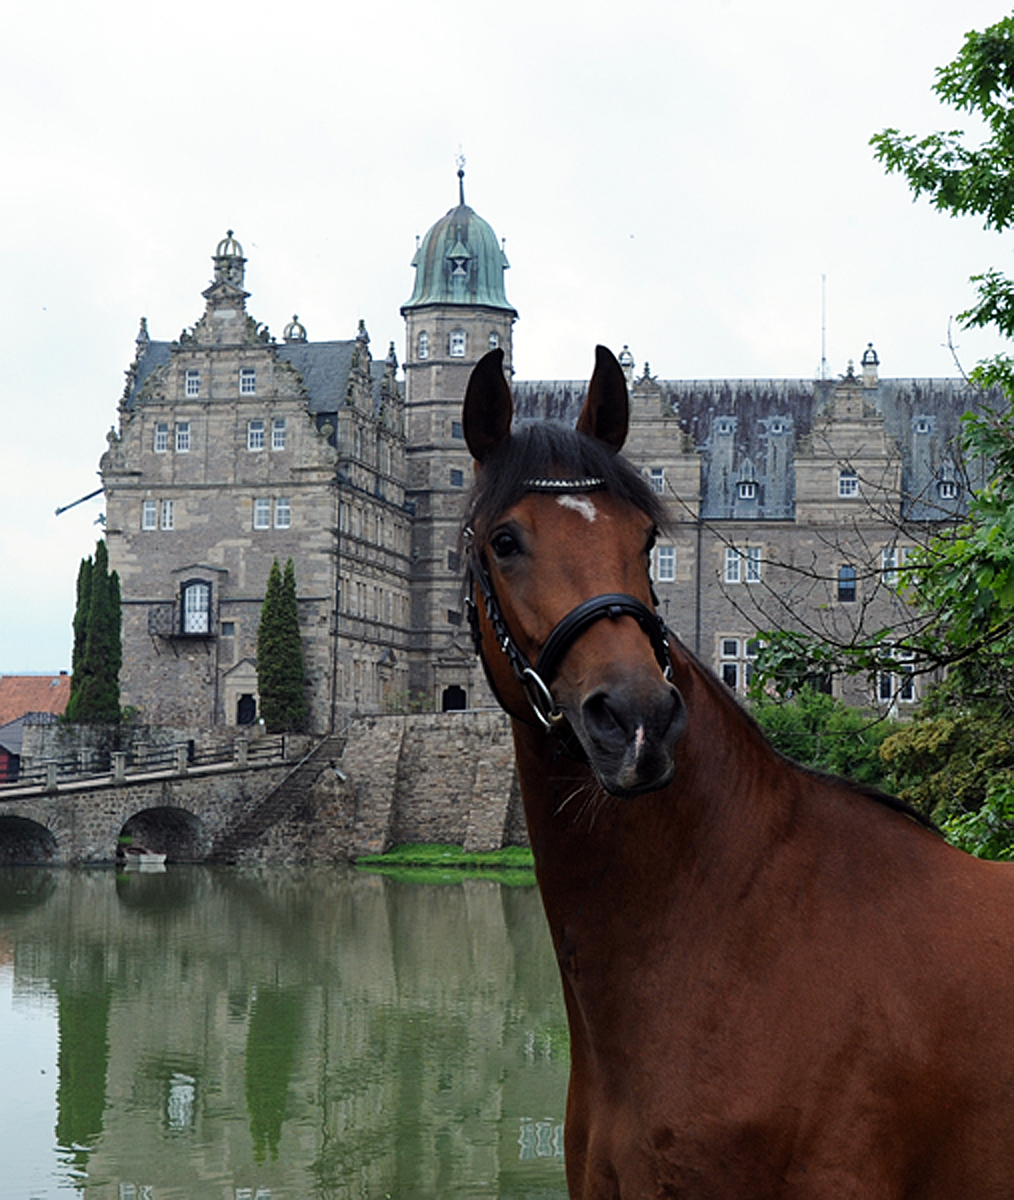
[239,367,257,395]
[181,581,211,634]
[160,499,174,530]
[655,545,676,583]
[725,546,761,584]
[938,479,959,500]
[448,330,466,357]
[417,330,429,360]
[274,497,291,529]
[175,422,191,453]
[737,480,757,501]
[838,564,857,603]
[271,418,287,451]
[882,546,899,586]
[648,467,665,495]
[488,331,499,350]
[154,422,169,453]
[141,499,157,530]
[185,370,200,398]
[253,498,271,529]
[247,419,265,451]
[718,636,759,694]
[838,469,859,498]
[878,647,916,705]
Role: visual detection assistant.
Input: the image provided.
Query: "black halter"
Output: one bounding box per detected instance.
[464,479,673,732]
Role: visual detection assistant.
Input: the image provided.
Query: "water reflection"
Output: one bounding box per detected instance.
[0,866,569,1198]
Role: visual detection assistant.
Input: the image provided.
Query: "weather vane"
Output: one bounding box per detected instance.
[456,150,466,205]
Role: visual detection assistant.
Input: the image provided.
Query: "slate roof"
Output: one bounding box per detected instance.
[123,339,395,416]
[512,374,991,522]
[0,675,71,726]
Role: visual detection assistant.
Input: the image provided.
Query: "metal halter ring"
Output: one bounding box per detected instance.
[520,667,566,731]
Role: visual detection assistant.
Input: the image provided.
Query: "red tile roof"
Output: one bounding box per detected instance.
[0,675,71,726]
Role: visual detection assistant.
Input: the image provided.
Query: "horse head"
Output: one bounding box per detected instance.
[462,346,686,797]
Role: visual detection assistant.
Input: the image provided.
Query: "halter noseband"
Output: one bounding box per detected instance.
[464,478,673,732]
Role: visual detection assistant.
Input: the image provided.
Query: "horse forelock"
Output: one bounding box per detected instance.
[464,421,669,537]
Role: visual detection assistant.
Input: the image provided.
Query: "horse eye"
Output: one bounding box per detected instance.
[490,529,522,559]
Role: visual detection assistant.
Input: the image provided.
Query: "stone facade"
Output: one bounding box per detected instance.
[98,189,990,732]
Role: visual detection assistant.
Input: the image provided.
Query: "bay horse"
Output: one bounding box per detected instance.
[462,346,1014,1199]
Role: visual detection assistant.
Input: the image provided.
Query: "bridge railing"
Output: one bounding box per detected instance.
[3,733,289,792]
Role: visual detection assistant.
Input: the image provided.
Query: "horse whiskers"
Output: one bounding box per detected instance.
[555,777,610,828]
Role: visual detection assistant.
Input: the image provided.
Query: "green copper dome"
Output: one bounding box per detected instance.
[402,180,515,314]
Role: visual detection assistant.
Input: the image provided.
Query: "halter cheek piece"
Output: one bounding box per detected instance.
[464,478,673,733]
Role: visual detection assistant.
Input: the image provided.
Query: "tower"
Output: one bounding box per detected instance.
[401,168,517,708]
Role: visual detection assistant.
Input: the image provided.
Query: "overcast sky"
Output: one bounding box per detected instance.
[2,0,1011,674]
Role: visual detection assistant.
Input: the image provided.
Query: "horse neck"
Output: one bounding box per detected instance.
[512,653,797,923]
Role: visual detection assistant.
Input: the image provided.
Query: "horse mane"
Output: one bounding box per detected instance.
[464,421,670,535]
[464,418,937,837]
[676,636,940,834]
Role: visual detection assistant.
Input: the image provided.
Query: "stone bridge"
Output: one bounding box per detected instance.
[0,712,524,865]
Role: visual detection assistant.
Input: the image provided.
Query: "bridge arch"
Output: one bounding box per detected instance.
[0,815,58,864]
[118,806,203,864]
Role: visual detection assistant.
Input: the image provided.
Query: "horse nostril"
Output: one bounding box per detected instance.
[582,690,628,747]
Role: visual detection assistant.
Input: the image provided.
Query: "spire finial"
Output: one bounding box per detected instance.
[456,151,466,205]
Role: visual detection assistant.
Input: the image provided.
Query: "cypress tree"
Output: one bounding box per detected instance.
[257,558,307,732]
[67,554,94,714]
[65,540,122,724]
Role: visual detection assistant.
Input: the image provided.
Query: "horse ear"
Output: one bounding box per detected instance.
[463,348,513,463]
[575,345,629,452]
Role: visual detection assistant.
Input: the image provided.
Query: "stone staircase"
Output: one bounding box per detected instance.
[208,734,345,863]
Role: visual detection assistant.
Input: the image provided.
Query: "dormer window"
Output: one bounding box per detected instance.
[715,419,734,436]
[938,479,959,500]
[769,420,785,436]
[915,418,932,435]
[417,331,430,360]
[737,480,757,501]
[449,330,466,358]
[838,470,859,498]
[185,369,200,398]
[239,367,256,396]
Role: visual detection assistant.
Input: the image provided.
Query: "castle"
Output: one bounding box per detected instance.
[100,179,984,731]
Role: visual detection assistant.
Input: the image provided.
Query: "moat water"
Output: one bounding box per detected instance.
[0,865,569,1198]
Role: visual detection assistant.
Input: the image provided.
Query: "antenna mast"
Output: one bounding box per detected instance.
[820,274,828,381]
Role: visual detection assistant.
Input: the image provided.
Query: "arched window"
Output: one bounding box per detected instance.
[181,581,211,634]
[448,330,466,358]
[488,331,499,350]
[417,330,429,360]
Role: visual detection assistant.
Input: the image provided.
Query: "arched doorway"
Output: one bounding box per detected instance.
[237,694,257,725]
[441,685,467,712]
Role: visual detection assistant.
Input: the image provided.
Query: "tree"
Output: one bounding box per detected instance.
[750,17,1014,846]
[871,15,1014,359]
[256,558,307,732]
[65,540,122,724]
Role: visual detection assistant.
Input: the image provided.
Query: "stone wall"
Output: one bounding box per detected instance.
[0,711,526,865]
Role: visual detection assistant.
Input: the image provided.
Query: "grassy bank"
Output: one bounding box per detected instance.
[353,843,536,886]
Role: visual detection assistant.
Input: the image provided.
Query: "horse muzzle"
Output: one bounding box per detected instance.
[573,676,686,798]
